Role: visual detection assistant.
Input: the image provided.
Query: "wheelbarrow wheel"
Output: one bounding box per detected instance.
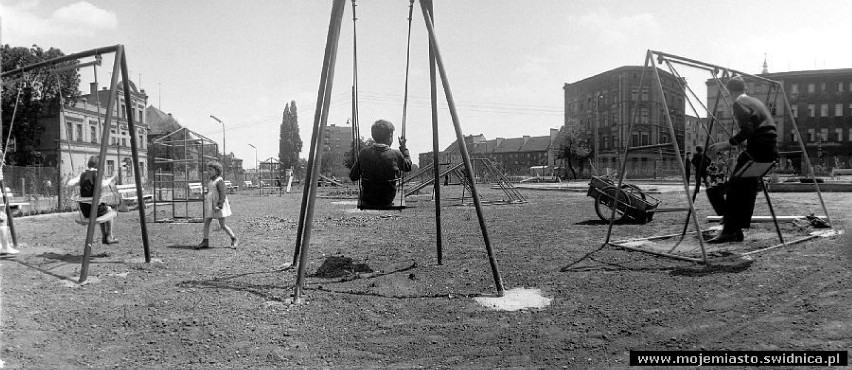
[594,185,630,222]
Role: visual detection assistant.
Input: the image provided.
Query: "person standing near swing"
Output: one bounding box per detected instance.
[69,156,119,245]
[706,76,778,244]
[349,119,412,208]
[196,161,238,249]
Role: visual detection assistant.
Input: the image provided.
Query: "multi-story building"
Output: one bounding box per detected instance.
[684,114,708,155]
[37,81,149,185]
[417,129,560,177]
[706,68,852,173]
[563,66,686,174]
[322,123,354,179]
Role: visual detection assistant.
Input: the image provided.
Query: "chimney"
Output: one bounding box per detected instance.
[522,135,531,145]
[90,82,98,95]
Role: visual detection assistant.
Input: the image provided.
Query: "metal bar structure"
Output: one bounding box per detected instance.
[603,50,834,264]
[292,0,346,302]
[426,0,444,265]
[418,0,505,295]
[2,45,152,282]
[291,0,505,302]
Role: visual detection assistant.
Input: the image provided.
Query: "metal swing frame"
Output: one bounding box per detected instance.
[290,0,506,303]
[602,50,834,264]
[2,45,152,283]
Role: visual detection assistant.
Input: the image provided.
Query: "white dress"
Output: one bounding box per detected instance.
[204,177,232,219]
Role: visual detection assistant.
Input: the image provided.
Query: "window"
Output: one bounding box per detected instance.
[808,104,815,117]
[820,128,828,141]
[631,88,638,101]
[791,132,798,142]
[122,138,127,147]
[791,106,798,117]
[107,160,115,176]
[807,83,815,93]
[139,135,144,149]
[835,128,843,141]
[790,83,798,94]
[641,132,649,146]
[639,108,649,124]
[76,124,83,142]
[66,122,73,141]
[821,104,829,117]
[807,129,815,142]
[90,126,97,143]
[820,82,826,92]
[838,82,844,92]
[849,129,852,142]
[836,104,844,117]
[120,103,126,118]
[641,88,649,101]
[631,133,639,146]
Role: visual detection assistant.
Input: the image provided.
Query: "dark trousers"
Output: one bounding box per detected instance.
[706,152,762,232]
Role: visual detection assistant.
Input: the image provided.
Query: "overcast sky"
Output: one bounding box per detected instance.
[2,0,850,168]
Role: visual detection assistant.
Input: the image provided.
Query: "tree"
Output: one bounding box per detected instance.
[554,126,591,180]
[278,100,302,176]
[2,44,80,166]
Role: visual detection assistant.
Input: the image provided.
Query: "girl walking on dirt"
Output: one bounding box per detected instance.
[196,161,238,249]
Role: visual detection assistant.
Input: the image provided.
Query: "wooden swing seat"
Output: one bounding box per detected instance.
[357,176,406,211]
[72,197,118,225]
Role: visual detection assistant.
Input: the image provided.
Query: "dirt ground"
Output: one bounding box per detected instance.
[1,184,850,368]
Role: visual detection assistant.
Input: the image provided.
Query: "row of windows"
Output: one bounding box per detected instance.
[795,128,852,143]
[65,121,146,149]
[789,81,852,95]
[104,159,146,178]
[790,103,852,118]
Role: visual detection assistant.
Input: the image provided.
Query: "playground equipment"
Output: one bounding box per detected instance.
[588,50,834,266]
[152,128,218,223]
[2,45,153,282]
[291,0,506,303]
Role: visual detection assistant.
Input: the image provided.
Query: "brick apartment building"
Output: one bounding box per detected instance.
[563,66,687,174]
[417,129,560,177]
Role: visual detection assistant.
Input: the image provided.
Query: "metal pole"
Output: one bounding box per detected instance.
[120,48,152,263]
[425,0,443,265]
[80,48,123,283]
[292,0,346,303]
[649,51,708,263]
[210,115,225,162]
[420,0,505,296]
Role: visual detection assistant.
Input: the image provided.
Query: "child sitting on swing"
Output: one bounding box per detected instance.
[348,119,412,208]
[68,155,119,244]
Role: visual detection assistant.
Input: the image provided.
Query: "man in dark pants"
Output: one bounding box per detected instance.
[349,120,412,208]
[706,76,778,243]
[691,146,712,187]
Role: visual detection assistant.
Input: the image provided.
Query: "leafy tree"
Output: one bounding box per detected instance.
[278,100,302,175]
[2,44,80,166]
[555,126,591,180]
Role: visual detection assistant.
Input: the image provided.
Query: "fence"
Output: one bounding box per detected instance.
[1,165,155,216]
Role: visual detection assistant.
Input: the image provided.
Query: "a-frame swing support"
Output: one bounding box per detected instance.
[2,45,152,283]
[601,50,833,264]
[291,0,505,303]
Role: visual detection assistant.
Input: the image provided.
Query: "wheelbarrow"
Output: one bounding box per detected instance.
[587,176,660,224]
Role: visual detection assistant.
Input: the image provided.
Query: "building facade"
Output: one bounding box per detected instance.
[563,66,687,175]
[323,123,354,180]
[684,114,708,155]
[417,129,560,177]
[706,68,852,173]
[37,81,149,186]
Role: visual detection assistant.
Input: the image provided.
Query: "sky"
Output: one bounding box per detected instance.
[2,0,851,169]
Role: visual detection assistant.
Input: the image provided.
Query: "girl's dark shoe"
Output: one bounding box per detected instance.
[230,237,239,249]
[195,239,210,250]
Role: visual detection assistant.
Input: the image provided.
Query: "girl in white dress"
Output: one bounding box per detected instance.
[196,161,238,249]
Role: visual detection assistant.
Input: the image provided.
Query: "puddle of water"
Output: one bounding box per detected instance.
[474,287,552,311]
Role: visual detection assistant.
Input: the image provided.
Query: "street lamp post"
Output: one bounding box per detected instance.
[248,143,258,186]
[209,115,225,162]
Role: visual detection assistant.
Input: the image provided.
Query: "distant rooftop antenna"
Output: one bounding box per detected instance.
[762,53,768,74]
